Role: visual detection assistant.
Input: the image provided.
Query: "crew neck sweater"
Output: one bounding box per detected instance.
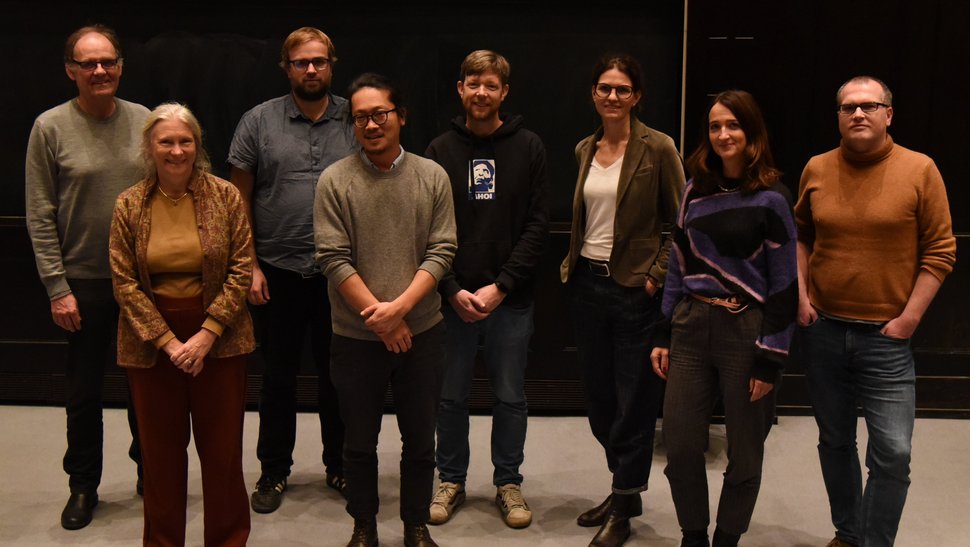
[314,152,457,340]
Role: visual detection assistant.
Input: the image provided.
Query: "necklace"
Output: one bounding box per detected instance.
[157,185,188,205]
[717,183,740,193]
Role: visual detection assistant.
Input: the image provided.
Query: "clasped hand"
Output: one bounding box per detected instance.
[361,301,412,353]
[163,329,217,376]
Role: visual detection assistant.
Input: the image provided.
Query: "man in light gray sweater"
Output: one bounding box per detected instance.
[314,73,456,547]
[25,24,148,530]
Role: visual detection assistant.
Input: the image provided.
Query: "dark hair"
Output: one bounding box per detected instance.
[64,24,122,62]
[591,53,644,112]
[685,90,781,193]
[346,72,407,121]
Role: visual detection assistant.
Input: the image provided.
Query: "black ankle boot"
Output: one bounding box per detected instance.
[712,527,740,547]
[681,528,710,547]
[588,493,640,547]
[346,519,378,547]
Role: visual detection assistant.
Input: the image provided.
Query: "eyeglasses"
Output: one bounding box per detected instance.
[69,58,122,71]
[288,57,330,71]
[594,83,634,100]
[837,102,889,115]
[352,109,397,128]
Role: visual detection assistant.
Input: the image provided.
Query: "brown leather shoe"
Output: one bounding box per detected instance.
[578,494,612,527]
[588,493,640,547]
[346,519,378,547]
[578,492,642,527]
[404,523,438,547]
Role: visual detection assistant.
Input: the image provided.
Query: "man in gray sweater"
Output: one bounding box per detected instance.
[25,25,148,530]
[314,73,456,547]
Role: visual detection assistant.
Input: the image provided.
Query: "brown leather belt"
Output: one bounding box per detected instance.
[690,293,747,313]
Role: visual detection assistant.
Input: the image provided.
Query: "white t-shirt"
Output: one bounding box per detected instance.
[580,155,623,261]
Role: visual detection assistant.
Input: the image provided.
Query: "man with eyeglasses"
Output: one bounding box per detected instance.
[315,72,456,547]
[794,76,956,547]
[423,50,549,530]
[25,24,148,531]
[227,26,357,514]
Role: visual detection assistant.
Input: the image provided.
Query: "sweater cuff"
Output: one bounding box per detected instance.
[751,351,783,384]
[202,317,224,337]
[495,271,516,295]
[153,330,176,350]
[651,316,672,349]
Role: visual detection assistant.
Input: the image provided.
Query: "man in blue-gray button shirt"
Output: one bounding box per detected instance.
[227,26,358,514]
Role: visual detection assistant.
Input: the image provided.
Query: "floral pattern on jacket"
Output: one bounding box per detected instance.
[109,171,255,368]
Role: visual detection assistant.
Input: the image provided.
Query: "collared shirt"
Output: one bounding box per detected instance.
[359,146,406,172]
[227,93,358,275]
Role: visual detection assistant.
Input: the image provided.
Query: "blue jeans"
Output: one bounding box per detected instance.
[436,304,533,486]
[799,316,915,547]
[569,261,662,493]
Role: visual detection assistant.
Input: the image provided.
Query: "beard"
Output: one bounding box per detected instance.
[293,80,330,101]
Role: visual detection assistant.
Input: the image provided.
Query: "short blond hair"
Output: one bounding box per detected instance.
[460,50,510,85]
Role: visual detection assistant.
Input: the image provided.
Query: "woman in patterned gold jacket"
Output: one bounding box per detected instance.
[109,102,254,547]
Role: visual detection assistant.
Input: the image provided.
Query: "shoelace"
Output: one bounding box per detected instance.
[431,484,460,506]
[407,525,431,541]
[256,478,284,494]
[500,486,526,509]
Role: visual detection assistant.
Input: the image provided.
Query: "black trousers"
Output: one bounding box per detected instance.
[255,262,345,477]
[330,322,446,524]
[64,278,141,493]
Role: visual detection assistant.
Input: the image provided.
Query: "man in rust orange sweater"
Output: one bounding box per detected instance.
[794,76,956,547]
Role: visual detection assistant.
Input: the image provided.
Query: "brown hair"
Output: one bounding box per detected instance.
[279,27,337,69]
[685,90,780,194]
[64,24,122,62]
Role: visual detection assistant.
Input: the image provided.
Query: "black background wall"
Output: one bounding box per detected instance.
[2,0,967,416]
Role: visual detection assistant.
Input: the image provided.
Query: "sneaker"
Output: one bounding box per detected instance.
[428,481,465,525]
[250,475,286,514]
[495,483,532,528]
[825,537,858,547]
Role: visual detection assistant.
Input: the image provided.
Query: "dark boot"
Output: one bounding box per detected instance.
[712,527,740,547]
[588,493,640,547]
[346,519,378,547]
[681,528,710,547]
[578,494,612,527]
[404,523,438,547]
[578,493,643,527]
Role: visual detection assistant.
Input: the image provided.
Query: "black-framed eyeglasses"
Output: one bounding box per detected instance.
[287,57,330,71]
[352,109,398,128]
[594,83,634,100]
[837,102,889,115]
[69,58,122,71]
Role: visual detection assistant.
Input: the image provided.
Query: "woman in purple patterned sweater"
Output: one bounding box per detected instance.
[650,90,797,547]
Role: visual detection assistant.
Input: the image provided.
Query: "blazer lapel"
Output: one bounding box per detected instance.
[615,119,649,207]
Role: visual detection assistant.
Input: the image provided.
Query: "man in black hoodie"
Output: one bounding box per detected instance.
[424,50,549,529]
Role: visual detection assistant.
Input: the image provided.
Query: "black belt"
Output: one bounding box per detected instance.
[583,257,611,277]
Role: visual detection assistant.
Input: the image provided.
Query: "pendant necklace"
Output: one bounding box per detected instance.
[157,185,188,205]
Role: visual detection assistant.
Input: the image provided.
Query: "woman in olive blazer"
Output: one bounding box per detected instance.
[561,53,685,547]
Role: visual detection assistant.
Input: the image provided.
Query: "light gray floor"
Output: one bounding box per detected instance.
[1,406,967,546]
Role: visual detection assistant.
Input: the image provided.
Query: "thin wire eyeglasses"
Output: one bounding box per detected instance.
[69,58,122,71]
[837,102,889,115]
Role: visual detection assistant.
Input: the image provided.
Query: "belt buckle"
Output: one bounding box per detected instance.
[587,260,610,277]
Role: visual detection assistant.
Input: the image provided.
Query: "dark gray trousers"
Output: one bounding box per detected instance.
[662,299,776,536]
